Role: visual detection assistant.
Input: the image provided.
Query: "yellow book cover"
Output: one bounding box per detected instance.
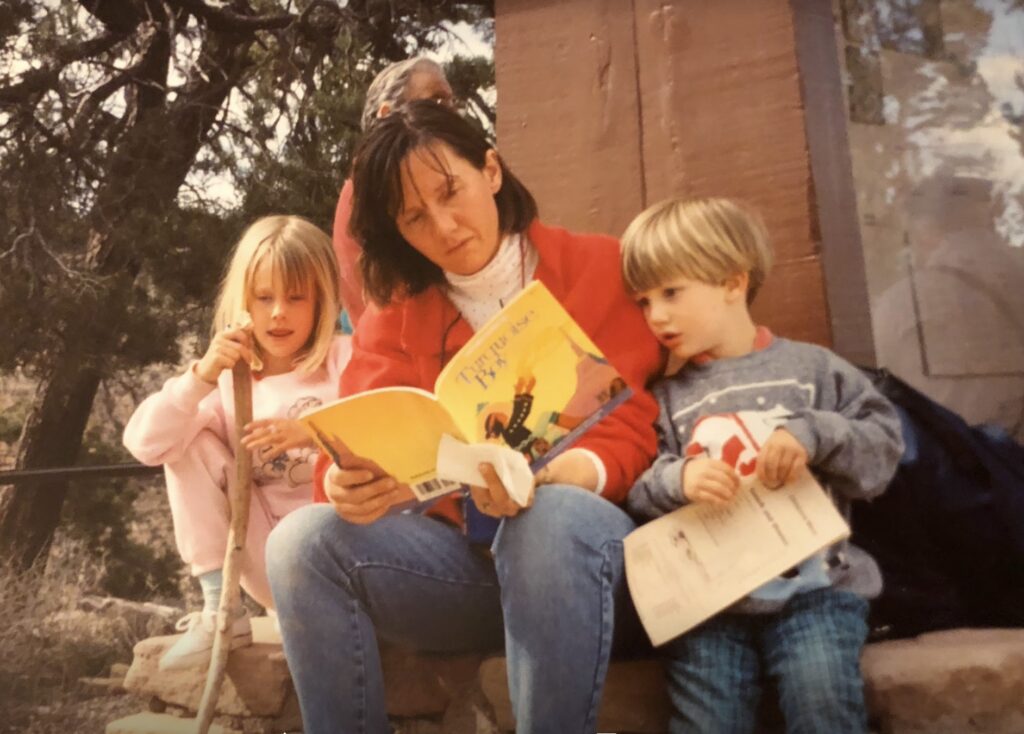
[300,281,632,502]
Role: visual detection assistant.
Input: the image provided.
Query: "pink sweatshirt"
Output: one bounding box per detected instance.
[124,335,352,509]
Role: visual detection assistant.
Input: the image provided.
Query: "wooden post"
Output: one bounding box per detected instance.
[194,362,253,734]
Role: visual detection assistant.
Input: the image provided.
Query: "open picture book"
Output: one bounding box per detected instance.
[624,473,850,646]
[300,281,633,502]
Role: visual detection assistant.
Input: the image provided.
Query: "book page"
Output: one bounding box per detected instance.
[434,281,631,469]
[300,387,465,501]
[624,474,850,646]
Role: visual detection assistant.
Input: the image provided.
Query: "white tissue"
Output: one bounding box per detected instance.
[435,434,534,507]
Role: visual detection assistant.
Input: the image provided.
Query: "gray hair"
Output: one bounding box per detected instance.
[360,57,446,131]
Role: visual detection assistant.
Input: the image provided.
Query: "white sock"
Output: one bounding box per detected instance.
[198,568,223,612]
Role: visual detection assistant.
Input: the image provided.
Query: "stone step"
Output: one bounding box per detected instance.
[480,656,669,733]
[124,637,295,720]
[861,628,1024,734]
[122,617,483,729]
[121,621,1024,733]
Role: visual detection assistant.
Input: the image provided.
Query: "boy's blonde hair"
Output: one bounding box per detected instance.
[621,197,773,304]
[213,215,340,374]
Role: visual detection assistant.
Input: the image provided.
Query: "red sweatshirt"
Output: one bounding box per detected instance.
[314,220,663,527]
[331,178,368,327]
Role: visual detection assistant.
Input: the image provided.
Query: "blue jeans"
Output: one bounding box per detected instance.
[662,587,870,734]
[265,484,640,734]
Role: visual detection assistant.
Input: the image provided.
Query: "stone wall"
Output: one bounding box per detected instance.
[117,620,1024,733]
[493,0,840,351]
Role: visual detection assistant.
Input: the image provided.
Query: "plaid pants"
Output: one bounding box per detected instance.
[662,587,870,734]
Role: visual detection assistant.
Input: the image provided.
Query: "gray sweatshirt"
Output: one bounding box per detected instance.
[628,337,904,613]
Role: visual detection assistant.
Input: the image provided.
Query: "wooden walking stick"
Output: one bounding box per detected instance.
[104,361,255,734]
[194,361,253,734]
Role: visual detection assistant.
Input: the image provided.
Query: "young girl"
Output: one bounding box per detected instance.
[124,215,351,671]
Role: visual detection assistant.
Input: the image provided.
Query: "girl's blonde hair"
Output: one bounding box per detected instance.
[621,197,773,304]
[213,215,340,374]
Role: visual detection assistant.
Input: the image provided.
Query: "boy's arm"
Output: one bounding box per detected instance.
[783,353,904,501]
[626,385,690,521]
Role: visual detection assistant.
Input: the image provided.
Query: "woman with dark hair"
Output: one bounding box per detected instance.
[332,57,454,327]
[267,101,663,734]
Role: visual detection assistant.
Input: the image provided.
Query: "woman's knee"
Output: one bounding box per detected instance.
[496,485,633,550]
[492,484,635,587]
[265,503,340,582]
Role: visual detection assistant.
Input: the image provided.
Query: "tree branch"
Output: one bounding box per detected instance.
[78,0,146,34]
[167,0,299,33]
[0,31,125,105]
[467,88,496,126]
[68,65,135,138]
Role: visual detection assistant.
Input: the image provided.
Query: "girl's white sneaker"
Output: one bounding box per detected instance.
[158,608,253,672]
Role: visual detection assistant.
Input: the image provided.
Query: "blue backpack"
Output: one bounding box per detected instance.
[851,368,1024,638]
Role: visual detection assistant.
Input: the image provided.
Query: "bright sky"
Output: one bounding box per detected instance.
[435,21,493,62]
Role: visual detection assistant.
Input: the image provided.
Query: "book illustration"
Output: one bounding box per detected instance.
[481,375,547,450]
[624,473,850,646]
[471,329,630,467]
[433,284,634,473]
[300,281,633,502]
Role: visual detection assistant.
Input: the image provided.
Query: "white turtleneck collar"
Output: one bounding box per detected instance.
[445,232,538,331]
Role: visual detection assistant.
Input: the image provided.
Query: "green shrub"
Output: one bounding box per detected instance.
[59,425,182,601]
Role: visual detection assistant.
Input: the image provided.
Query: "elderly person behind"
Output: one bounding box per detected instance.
[267,101,663,734]
[333,57,454,327]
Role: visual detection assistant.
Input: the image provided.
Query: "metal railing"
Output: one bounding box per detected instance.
[0,463,163,484]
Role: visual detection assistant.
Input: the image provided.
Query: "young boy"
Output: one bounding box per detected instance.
[620,197,904,734]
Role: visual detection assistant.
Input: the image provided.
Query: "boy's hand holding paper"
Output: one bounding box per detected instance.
[624,473,850,646]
